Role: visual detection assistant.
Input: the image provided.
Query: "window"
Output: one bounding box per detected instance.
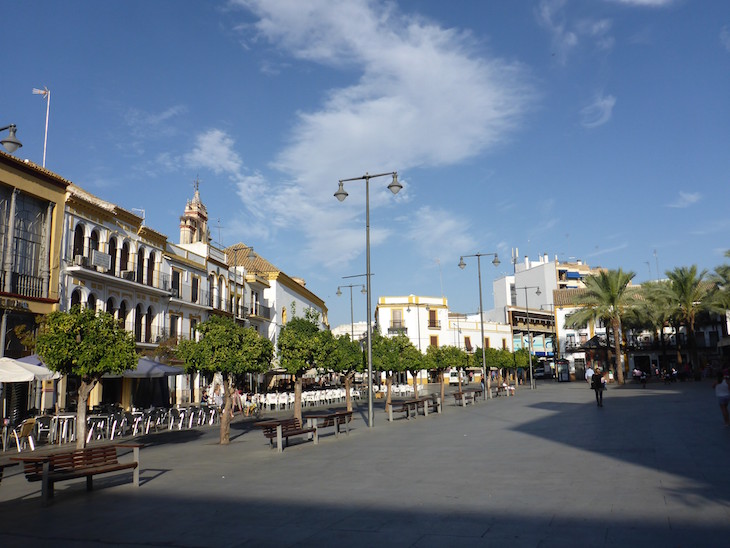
[502,339,507,350]
[108,238,117,274]
[172,270,181,297]
[190,318,198,341]
[72,224,85,258]
[392,309,403,329]
[147,252,155,286]
[429,335,438,347]
[484,337,490,349]
[428,309,439,328]
[136,249,144,283]
[191,276,199,303]
[120,242,130,272]
[170,315,179,339]
[464,337,472,352]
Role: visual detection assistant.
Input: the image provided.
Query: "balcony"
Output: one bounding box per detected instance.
[388,321,407,335]
[428,320,441,329]
[249,303,272,320]
[68,256,173,295]
[1,272,44,299]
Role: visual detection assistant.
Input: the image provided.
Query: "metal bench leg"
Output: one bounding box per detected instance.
[133,446,140,487]
[87,476,94,491]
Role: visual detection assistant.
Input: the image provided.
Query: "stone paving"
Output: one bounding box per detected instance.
[1,379,729,547]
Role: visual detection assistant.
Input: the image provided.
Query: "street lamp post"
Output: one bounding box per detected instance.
[458,252,500,400]
[0,124,23,153]
[516,285,541,389]
[337,282,366,342]
[335,171,401,428]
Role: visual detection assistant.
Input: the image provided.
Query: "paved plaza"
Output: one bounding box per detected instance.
[1,379,729,547]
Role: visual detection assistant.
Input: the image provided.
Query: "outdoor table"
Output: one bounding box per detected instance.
[51,414,77,444]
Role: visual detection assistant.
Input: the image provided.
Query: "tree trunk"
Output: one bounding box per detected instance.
[439,370,445,405]
[344,372,354,412]
[75,379,95,449]
[612,320,625,384]
[294,375,302,423]
[219,375,233,445]
[385,373,393,410]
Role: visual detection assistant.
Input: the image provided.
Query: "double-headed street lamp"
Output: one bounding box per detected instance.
[337,280,366,342]
[335,171,401,428]
[515,285,541,389]
[458,252,500,400]
[1,124,23,153]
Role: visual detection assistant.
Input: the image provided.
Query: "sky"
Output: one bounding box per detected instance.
[3,0,730,330]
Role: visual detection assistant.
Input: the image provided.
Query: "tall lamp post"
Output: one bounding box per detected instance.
[458,252,500,400]
[335,171,401,428]
[0,124,23,153]
[337,281,366,342]
[516,285,541,389]
[32,87,50,167]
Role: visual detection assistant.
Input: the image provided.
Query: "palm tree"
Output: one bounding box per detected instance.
[567,269,636,384]
[665,265,711,374]
[632,280,674,372]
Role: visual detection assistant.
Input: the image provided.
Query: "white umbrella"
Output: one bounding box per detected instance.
[13,355,60,380]
[0,357,35,382]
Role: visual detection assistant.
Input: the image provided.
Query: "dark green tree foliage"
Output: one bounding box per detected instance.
[36,306,137,448]
[177,315,272,444]
[277,315,324,422]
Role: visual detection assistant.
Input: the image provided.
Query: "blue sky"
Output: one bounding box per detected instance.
[3,0,729,329]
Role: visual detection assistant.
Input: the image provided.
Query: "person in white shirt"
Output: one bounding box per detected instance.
[585,366,595,386]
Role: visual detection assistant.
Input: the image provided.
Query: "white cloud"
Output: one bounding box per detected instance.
[183,129,243,175]
[404,205,477,263]
[721,26,730,53]
[666,191,701,209]
[536,1,614,63]
[580,93,616,128]
[225,0,535,271]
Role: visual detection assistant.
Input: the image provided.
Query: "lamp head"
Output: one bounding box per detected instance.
[1,124,22,153]
[361,285,367,294]
[536,288,542,296]
[334,181,348,202]
[336,287,342,297]
[458,257,466,270]
[387,172,402,195]
[492,254,500,267]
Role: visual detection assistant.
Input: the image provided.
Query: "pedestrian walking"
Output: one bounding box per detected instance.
[585,365,595,387]
[591,368,605,407]
[713,372,730,427]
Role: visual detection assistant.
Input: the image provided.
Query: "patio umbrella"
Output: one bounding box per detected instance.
[0,356,59,382]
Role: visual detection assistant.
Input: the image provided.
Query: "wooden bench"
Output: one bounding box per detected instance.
[452,392,474,406]
[256,418,318,453]
[304,411,353,438]
[387,396,440,421]
[12,443,141,505]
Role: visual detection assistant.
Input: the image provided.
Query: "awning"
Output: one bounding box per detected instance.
[122,357,184,378]
[0,356,59,382]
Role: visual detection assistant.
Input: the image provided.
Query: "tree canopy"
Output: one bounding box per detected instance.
[36,306,137,448]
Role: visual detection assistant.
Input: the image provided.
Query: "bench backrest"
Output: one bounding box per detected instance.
[23,446,119,478]
[261,418,303,438]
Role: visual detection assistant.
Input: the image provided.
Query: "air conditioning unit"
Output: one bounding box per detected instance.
[171,287,180,298]
[74,254,88,267]
[121,270,135,281]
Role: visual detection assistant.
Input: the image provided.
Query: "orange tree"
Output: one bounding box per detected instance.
[36,306,137,449]
[177,315,272,444]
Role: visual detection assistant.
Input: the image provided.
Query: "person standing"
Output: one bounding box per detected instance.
[713,372,730,427]
[592,369,605,407]
[585,365,595,387]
